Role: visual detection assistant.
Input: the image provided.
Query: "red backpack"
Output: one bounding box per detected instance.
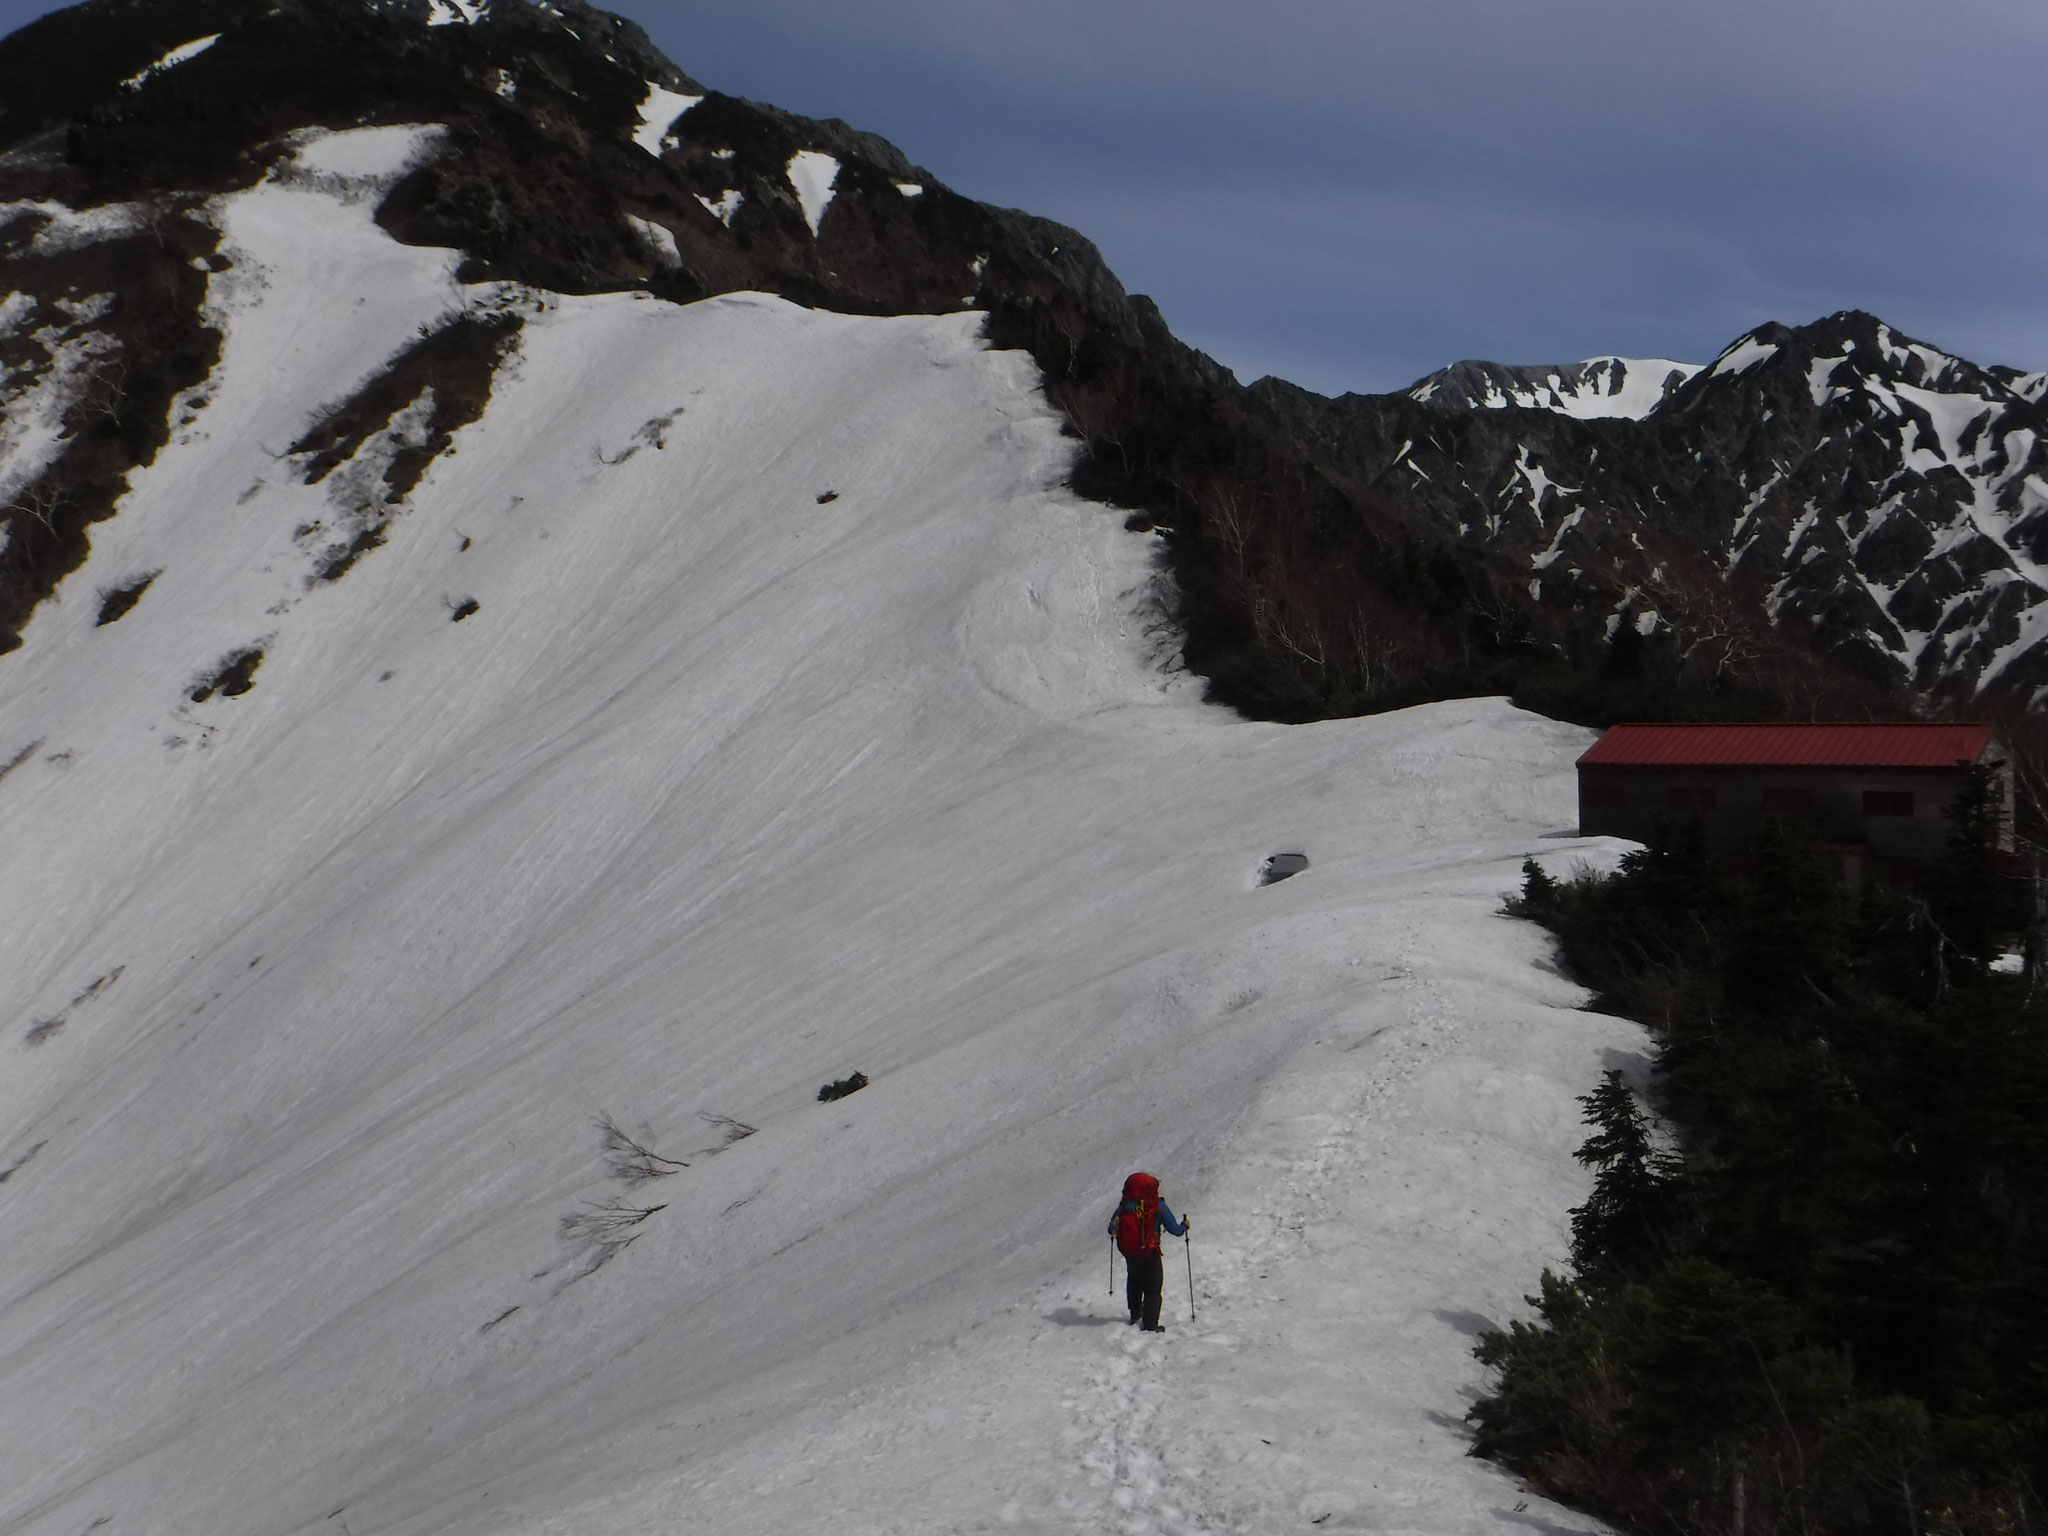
[1114,1171,1161,1257]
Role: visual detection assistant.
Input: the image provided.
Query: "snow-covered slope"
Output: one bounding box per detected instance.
[0,129,1637,1533]
[1406,355,1702,420]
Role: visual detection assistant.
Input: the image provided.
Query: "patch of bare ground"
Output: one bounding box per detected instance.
[290,310,522,582]
[19,964,122,1049]
[0,737,39,783]
[189,645,263,701]
[0,201,221,654]
[94,568,158,624]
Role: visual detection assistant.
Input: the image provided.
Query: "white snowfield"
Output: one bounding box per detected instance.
[634,82,703,157]
[119,32,220,90]
[1408,357,1701,420]
[0,129,1639,1535]
[786,148,841,237]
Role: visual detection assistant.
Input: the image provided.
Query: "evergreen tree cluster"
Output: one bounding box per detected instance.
[1476,771,2048,1536]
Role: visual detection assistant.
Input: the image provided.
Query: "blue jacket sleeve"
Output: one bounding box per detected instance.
[1158,1201,1187,1237]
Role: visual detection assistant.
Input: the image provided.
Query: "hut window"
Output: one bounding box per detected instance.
[1763,788,1811,812]
[1862,790,1914,817]
[1584,784,1624,808]
[1669,786,1716,812]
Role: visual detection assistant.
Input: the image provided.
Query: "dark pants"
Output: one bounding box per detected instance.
[1125,1251,1164,1328]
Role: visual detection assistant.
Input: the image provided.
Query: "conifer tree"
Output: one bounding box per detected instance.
[1569,1069,1679,1282]
[1727,812,1842,1010]
[1603,610,1646,679]
[1930,763,2003,972]
[1475,791,2048,1536]
[1616,811,1723,918]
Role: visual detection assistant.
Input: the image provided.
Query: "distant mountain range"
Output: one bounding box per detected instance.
[1403,355,1702,419]
[1253,312,2048,704]
[2,0,2044,734]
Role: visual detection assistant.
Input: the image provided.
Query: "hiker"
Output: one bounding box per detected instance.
[1109,1171,1188,1331]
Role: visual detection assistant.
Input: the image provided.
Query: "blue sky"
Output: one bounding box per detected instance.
[627,0,2048,394]
[9,0,2046,394]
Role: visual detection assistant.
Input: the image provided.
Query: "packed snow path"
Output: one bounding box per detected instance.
[0,130,1637,1535]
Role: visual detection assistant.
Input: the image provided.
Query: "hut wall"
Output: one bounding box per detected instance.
[1578,763,2009,861]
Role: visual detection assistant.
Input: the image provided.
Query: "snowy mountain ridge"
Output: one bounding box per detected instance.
[1405,354,1703,420]
[9,0,2048,730]
[0,0,1224,659]
[1992,365,2048,406]
[0,7,1641,1531]
[15,2,2043,1521]
[1254,311,2048,704]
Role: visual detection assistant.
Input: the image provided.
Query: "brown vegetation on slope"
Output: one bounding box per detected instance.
[0,197,219,653]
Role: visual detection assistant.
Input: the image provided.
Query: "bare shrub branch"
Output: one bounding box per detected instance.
[596,1113,687,1183]
[559,1197,667,1246]
[699,1111,757,1150]
[556,1197,667,1283]
[78,358,128,424]
[8,481,68,533]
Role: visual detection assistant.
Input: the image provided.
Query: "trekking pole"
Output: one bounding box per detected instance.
[1109,1237,1116,1297]
[1185,1233,1196,1322]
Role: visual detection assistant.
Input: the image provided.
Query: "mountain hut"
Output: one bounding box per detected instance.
[1577,722,2012,879]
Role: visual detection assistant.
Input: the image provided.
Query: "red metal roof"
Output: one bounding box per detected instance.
[1578,722,1997,770]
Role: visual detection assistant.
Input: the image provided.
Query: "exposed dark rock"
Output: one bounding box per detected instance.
[190,645,263,700]
[94,569,158,625]
[284,309,523,584]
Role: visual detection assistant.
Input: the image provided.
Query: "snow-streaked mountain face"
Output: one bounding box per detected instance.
[0,0,1208,657]
[0,122,1637,1534]
[1685,319,2048,695]
[1253,312,2048,703]
[1992,365,2048,407]
[1407,355,1703,420]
